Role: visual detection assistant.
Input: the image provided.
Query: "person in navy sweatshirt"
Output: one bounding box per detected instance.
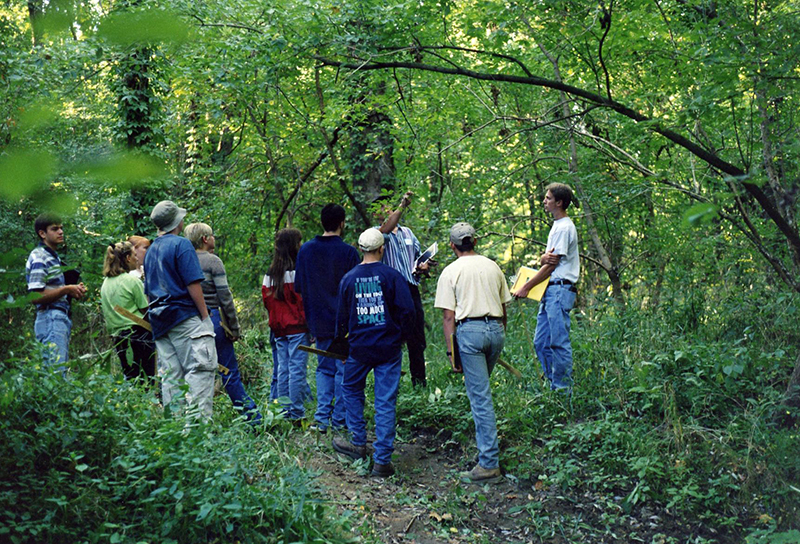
[332,228,415,478]
[294,204,360,432]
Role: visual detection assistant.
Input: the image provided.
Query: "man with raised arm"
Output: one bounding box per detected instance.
[26,213,87,372]
[294,204,360,433]
[512,183,579,392]
[435,222,511,484]
[376,191,430,387]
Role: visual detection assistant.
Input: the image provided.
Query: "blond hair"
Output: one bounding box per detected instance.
[103,241,135,277]
[184,222,212,249]
[127,235,151,249]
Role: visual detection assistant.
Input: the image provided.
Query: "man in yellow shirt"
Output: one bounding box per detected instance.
[434,222,512,484]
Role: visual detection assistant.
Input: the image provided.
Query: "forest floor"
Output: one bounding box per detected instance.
[293,427,727,544]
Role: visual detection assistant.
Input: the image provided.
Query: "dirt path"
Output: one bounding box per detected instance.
[293,427,727,544]
[296,428,568,544]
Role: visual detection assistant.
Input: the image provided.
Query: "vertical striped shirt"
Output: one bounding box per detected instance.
[378,225,421,286]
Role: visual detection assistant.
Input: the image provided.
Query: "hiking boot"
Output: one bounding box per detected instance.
[332,436,367,461]
[459,464,502,484]
[371,462,395,478]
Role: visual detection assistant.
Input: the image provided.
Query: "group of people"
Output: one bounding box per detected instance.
[24,182,580,483]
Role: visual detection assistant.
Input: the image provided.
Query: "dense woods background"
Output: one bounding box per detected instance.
[1,0,799,542]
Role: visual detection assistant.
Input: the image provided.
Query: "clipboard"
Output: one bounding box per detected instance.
[511,266,549,301]
[450,333,462,372]
[415,242,437,269]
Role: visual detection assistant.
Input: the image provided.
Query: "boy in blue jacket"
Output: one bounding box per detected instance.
[294,204,360,432]
[332,228,415,477]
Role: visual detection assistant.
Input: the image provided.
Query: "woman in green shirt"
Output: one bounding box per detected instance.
[100,241,156,382]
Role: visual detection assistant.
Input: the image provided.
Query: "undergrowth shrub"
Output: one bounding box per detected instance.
[401,299,800,533]
[0,358,348,544]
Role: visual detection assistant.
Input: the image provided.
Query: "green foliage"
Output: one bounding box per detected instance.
[0,361,347,544]
[2,0,800,539]
[97,7,192,47]
[399,297,800,534]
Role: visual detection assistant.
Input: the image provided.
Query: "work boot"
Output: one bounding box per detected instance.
[459,464,502,484]
[332,436,367,461]
[371,462,395,478]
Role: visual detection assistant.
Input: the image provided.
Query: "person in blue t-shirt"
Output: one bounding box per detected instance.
[331,228,415,478]
[294,204,360,432]
[144,200,218,420]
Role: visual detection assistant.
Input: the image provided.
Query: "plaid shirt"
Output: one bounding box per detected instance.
[26,243,69,313]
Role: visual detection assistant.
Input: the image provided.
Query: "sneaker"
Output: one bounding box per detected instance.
[459,464,502,484]
[309,423,328,434]
[371,462,395,478]
[332,436,367,461]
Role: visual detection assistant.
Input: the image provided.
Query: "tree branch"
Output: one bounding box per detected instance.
[313,54,800,260]
[483,231,606,269]
[597,0,614,100]
[273,127,341,231]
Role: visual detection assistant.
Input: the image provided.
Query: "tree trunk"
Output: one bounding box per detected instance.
[540,44,624,303]
[349,108,396,213]
[27,1,43,47]
[775,351,800,429]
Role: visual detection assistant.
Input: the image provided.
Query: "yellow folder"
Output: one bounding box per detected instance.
[511,266,549,301]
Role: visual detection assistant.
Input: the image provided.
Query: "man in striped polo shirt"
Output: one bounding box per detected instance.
[26,213,87,372]
[376,191,430,387]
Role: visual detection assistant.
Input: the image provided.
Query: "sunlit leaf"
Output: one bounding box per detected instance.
[76,154,167,189]
[0,148,57,199]
[16,101,60,132]
[683,202,718,227]
[97,8,192,46]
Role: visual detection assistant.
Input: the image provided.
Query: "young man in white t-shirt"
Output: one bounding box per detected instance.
[512,183,579,392]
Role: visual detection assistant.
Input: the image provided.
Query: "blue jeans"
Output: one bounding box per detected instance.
[211,310,262,424]
[269,330,279,401]
[313,337,346,430]
[342,351,402,465]
[534,284,576,391]
[34,309,71,373]
[275,332,310,420]
[457,320,505,470]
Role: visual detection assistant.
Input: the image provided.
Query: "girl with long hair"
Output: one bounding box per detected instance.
[262,228,310,423]
[127,235,151,281]
[100,241,156,381]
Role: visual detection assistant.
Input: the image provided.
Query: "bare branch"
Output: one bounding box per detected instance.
[483,231,606,269]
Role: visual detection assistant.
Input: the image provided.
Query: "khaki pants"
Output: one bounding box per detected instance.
[156,316,218,420]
